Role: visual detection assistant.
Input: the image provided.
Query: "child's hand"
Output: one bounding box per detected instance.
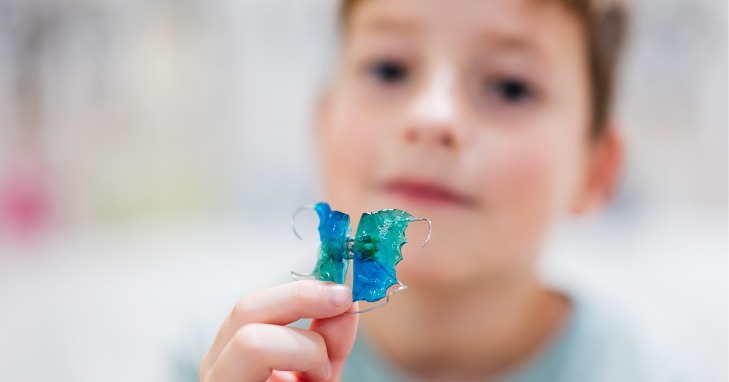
[199,280,358,382]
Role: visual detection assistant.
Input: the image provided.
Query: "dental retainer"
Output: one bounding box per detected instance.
[290,202,431,313]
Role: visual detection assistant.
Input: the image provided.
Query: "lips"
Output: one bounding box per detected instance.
[383,179,474,207]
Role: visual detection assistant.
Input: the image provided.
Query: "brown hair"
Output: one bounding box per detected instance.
[340,0,630,139]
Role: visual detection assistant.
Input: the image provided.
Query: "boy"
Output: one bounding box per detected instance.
[197,0,693,380]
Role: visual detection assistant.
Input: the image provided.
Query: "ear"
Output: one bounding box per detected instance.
[571,121,624,215]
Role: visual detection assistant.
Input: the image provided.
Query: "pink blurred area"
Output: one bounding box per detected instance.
[0,0,725,381]
[0,152,52,239]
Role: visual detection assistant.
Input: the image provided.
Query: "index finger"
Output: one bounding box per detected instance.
[203,281,352,368]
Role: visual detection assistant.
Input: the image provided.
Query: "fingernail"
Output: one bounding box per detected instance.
[326,284,351,307]
[324,360,333,380]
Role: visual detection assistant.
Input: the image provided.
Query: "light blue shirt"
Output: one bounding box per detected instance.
[177,292,700,382]
[341,294,699,382]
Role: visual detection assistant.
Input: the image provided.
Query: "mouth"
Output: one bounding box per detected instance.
[382,179,475,207]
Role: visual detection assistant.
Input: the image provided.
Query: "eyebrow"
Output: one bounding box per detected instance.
[358,14,541,52]
[357,14,422,36]
[488,37,539,56]
[475,27,550,64]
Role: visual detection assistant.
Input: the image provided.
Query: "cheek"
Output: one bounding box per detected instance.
[485,135,554,213]
[472,130,564,259]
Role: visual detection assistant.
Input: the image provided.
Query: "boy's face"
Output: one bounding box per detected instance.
[319,0,598,286]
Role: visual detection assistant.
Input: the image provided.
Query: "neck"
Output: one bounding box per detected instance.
[360,270,569,380]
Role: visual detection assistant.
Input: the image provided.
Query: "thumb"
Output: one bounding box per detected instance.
[308,302,359,380]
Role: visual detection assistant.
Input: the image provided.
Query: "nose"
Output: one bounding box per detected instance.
[403,65,461,150]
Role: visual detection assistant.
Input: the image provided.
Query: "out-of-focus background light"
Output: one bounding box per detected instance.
[0,0,725,381]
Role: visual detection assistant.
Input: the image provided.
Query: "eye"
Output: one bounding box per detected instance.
[486,77,534,103]
[368,59,408,84]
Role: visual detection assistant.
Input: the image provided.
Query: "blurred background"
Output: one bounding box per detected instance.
[0,0,725,381]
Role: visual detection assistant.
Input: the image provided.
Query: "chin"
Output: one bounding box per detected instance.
[395,247,466,287]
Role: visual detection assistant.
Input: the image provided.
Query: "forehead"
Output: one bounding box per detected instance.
[347,0,585,63]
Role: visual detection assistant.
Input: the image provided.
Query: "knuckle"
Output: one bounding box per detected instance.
[311,333,328,362]
[292,281,308,303]
[295,328,327,362]
[231,294,254,320]
[292,280,318,307]
[231,324,267,359]
[310,329,326,348]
